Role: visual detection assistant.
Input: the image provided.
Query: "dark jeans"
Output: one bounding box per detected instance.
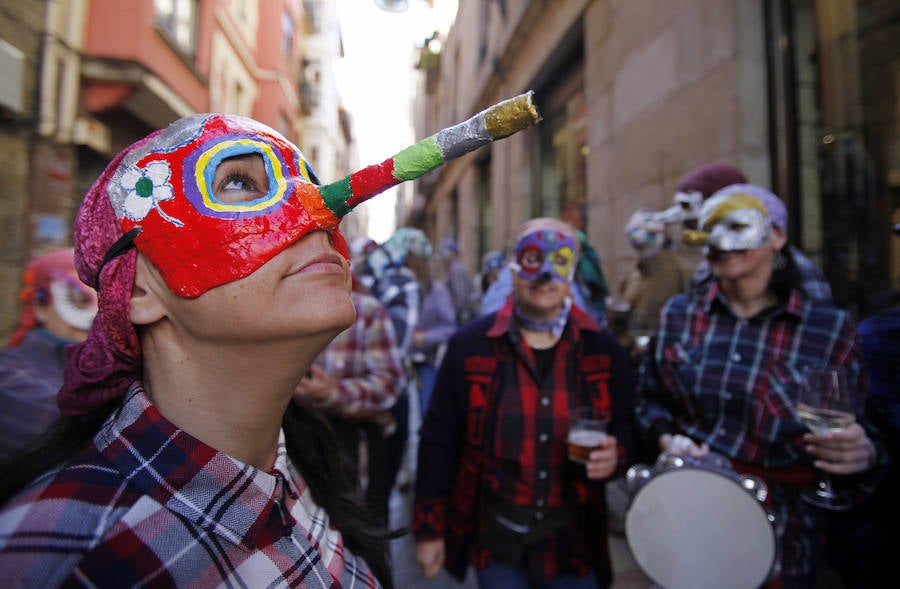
[476,562,599,589]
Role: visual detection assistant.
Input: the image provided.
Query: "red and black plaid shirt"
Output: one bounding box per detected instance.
[413,298,636,585]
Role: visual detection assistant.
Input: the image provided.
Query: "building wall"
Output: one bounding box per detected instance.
[0,0,46,339]
[584,0,768,287]
[84,0,208,113]
[416,0,769,293]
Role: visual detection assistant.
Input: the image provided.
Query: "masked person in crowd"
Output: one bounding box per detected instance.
[636,188,886,587]
[0,93,541,587]
[481,212,610,327]
[687,183,832,302]
[615,208,695,355]
[0,248,98,459]
[414,217,636,589]
[665,162,749,273]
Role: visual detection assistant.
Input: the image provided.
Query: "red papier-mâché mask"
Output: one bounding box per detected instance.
[106,114,344,297]
[104,94,542,297]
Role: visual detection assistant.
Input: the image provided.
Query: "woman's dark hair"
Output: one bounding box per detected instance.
[769,245,803,301]
[282,402,395,588]
[0,399,395,589]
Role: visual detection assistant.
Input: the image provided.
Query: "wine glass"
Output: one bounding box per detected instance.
[795,366,857,511]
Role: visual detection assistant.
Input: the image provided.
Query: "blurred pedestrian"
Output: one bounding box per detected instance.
[294,283,406,526]
[618,207,694,337]
[367,227,429,493]
[414,217,636,589]
[0,248,98,459]
[481,210,610,326]
[440,237,476,324]
[666,162,749,272]
[560,205,610,324]
[824,222,900,588]
[408,251,457,416]
[480,250,506,294]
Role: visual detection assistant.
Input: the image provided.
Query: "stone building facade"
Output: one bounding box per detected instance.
[0,0,48,341]
[412,0,900,315]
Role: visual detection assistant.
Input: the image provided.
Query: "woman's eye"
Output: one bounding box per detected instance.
[213,153,269,202]
[222,174,258,193]
[729,222,748,232]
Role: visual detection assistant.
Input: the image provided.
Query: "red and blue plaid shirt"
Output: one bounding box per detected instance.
[636,283,872,580]
[0,383,379,588]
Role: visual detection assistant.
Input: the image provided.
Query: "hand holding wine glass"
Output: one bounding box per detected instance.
[795,366,864,511]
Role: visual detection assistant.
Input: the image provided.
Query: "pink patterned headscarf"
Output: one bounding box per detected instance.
[57,132,162,416]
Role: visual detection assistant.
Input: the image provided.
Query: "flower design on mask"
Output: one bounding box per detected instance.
[121,161,183,227]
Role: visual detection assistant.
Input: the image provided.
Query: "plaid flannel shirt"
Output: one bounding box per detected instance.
[635,283,871,580]
[0,384,379,588]
[413,298,636,585]
[316,291,406,419]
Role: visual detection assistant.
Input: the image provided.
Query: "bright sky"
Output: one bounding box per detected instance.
[333,0,449,242]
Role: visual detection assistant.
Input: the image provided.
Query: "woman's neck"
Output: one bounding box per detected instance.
[140,330,329,470]
[718,270,777,319]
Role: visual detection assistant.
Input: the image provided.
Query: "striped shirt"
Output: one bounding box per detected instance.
[0,384,379,588]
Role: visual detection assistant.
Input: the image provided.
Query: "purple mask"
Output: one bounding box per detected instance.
[513,228,578,283]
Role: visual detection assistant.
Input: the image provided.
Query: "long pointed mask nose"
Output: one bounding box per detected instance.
[317,91,541,220]
[103,93,540,298]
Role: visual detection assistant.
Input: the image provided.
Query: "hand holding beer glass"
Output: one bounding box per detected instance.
[568,407,617,479]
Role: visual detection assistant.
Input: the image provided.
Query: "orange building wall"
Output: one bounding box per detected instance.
[84,0,208,113]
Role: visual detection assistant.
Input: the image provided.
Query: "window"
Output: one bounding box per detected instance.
[155,0,199,56]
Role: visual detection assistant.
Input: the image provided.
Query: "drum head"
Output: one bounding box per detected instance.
[625,468,776,589]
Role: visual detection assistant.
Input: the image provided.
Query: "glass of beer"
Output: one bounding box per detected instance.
[568,407,609,463]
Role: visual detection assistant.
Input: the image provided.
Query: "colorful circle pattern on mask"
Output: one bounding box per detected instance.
[184,136,295,219]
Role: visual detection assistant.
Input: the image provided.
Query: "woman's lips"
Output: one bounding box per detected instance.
[288,253,345,276]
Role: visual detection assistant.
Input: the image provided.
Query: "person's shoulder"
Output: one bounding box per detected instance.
[449,313,494,342]
[0,344,37,369]
[795,296,857,329]
[0,449,140,558]
[0,348,61,393]
[661,291,693,313]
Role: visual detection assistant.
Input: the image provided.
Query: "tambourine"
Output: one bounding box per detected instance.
[624,452,779,589]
